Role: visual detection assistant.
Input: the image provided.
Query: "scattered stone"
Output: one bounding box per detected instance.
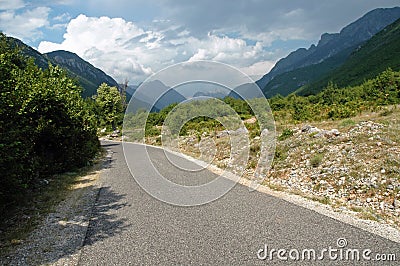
[216,130,229,138]
[301,125,340,138]
[244,117,257,124]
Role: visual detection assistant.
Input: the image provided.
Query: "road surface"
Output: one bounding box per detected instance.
[78,141,399,265]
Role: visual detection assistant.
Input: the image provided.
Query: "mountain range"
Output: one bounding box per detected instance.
[7,37,119,98]
[298,17,400,95]
[257,7,400,97]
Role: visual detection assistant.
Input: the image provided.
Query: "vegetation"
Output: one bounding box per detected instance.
[124,96,274,141]
[269,68,400,123]
[0,33,100,213]
[278,128,294,141]
[94,83,124,131]
[310,154,324,168]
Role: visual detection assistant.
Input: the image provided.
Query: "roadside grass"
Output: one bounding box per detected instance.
[0,151,105,256]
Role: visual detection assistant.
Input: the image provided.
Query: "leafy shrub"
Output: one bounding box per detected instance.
[145,125,161,137]
[0,34,99,211]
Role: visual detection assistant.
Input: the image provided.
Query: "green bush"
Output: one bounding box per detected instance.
[145,125,161,137]
[0,34,99,211]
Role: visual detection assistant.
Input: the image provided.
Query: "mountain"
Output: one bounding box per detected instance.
[128,80,186,112]
[123,84,139,102]
[6,36,119,98]
[228,83,265,99]
[193,91,228,99]
[299,17,400,95]
[261,46,355,97]
[46,51,119,97]
[257,7,400,97]
[6,37,49,69]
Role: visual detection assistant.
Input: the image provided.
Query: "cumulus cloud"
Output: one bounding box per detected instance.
[38,14,276,83]
[0,6,50,40]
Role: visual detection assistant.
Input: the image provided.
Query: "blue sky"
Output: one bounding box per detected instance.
[1,0,399,84]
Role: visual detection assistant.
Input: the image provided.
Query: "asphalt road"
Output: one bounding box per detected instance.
[78,141,399,265]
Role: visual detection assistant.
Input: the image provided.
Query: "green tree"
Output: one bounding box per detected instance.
[94,83,124,130]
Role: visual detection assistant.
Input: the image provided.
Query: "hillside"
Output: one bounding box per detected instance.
[257,7,400,97]
[46,51,119,97]
[6,37,119,97]
[300,18,400,95]
[262,47,354,97]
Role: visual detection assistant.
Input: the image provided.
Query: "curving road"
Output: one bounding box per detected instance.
[78,141,399,265]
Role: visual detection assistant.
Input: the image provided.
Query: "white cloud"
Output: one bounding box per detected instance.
[0,0,25,10]
[187,35,265,66]
[53,12,71,22]
[239,61,276,81]
[0,7,50,40]
[38,14,276,84]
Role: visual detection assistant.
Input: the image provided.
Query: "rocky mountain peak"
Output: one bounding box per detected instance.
[257,7,400,90]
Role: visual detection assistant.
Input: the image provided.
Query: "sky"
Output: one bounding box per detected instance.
[1,0,399,85]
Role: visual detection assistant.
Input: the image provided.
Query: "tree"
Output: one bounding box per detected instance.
[94,83,124,130]
[0,33,99,211]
